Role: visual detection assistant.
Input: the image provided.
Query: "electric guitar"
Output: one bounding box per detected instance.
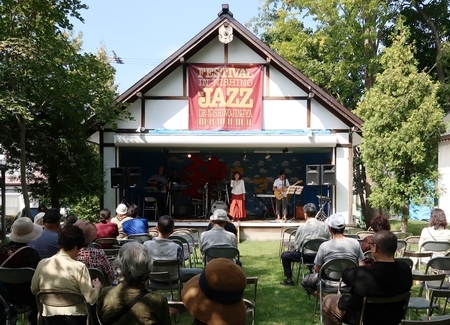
[274,180,302,200]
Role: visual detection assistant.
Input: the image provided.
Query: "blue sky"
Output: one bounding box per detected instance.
[72,1,262,93]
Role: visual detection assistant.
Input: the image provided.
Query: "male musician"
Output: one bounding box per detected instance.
[169,168,182,216]
[147,165,169,215]
[273,170,290,221]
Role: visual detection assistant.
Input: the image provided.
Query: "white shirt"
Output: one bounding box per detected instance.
[231,179,246,195]
[273,177,289,189]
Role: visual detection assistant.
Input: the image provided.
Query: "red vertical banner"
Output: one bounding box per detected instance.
[188,64,263,130]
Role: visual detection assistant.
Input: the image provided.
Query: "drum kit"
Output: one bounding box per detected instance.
[198,182,230,218]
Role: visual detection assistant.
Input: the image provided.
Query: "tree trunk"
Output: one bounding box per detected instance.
[17,114,31,219]
[401,204,409,232]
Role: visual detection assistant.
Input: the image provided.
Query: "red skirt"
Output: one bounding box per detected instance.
[230,193,246,219]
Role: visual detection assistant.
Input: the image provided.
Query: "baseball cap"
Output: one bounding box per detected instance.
[326,214,346,230]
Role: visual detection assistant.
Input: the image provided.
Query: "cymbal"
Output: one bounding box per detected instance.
[316,195,331,201]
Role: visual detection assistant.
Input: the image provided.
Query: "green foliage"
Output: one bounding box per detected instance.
[68,195,101,223]
[0,0,130,209]
[356,19,446,214]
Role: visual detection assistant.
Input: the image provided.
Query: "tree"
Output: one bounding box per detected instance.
[355,19,445,231]
[0,1,128,213]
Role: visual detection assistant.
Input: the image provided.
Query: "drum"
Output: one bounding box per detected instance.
[210,200,228,214]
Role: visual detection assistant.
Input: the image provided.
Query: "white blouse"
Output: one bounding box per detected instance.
[231,179,246,195]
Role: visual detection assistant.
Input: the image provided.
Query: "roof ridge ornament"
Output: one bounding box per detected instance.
[218,4,233,17]
[218,22,233,44]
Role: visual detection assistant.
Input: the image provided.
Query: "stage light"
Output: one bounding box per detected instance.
[187,153,192,158]
[265,154,270,160]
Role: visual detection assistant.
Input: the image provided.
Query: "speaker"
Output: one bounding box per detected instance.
[306,165,320,185]
[127,167,142,188]
[321,165,336,185]
[110,168,126,188]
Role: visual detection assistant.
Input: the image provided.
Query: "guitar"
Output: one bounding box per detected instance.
[274,180,302,200]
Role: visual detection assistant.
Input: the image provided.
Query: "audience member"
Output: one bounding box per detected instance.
[29,208,61,259]
[322,231,412,325]
[95,209,119,245]
[96,242,171,325]
[301,214,365,299]
[280,203,330,286]
[205,210,237,236]
[200,209,237,256]
[122,204,149,236]
[31,225,102,325]
[75,220,115,286]
[64,214,78,227]
[361,216,391,253]
[0,217,42,325]
[33,203,48,226]
[419,208,450,262]
[111,203,132,239]
[143,215,202,283]
[182,258,247,325]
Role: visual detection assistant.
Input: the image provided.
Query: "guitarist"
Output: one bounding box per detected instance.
[147,165,169,215]
[273,170,290,221]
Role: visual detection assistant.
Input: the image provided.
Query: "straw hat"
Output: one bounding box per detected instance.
[181,258,246,325]
[10,217,43,243]
[74,220,98,247]
[210,209,230,222]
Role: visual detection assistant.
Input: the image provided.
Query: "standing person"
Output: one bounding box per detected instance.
[230,171,246,219]
[279,203,330,285]
[96,242,172,325]
[273,170,290,221]
[111,203,132,239]
[29,208,62,259]
[322,231,412,325]
[31,225,103,325]
[147,165,169,216]
[95,208,119,241]
[418,208,450,262]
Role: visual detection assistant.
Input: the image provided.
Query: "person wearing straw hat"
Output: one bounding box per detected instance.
[182,258,247,325]
[111,203,132,239]
[0,217,43,325]
[75,219,115,286]
[200,209,237,256]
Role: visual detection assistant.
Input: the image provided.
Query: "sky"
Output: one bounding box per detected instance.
[71,0,263,94]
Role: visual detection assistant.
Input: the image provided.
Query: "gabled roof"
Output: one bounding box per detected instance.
[116,5,363,128]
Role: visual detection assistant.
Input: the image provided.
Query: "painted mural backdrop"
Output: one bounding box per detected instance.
[188,64,263,130]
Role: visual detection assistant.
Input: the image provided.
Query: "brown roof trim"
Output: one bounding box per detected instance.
[441,134,450,142]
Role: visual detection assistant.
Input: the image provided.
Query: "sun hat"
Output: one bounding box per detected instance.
[116,203,128,215]
[326,213,346,230]
[74,219,98,247]
[10,217,43,243]
[210,209,230,222]
[181,258,247,325]
[43,208,62,224]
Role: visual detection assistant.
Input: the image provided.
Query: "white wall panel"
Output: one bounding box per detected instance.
[269,68,308,97]
[187,40,224,63]
[103,147,118,212]
[146,66,183,96]
[228,37,266,63]
[262,100,307,129]
[145,100,189,129]
[310,101,348,129]
[336,147,351,221]
[115,101,141,129]
[103,132,115,144]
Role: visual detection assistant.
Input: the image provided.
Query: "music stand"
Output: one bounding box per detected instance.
[286,186,304,220]
[168,184,187,217]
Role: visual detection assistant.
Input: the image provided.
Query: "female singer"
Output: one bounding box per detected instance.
[230,171,246,219]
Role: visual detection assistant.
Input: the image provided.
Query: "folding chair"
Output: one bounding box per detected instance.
[296,238,327,282]
[405,236,421,252]
[244,277,258,325]
[356,231,374,239]
[143,197,159,221]
[407,273,446,318]
[36,290,92,325]
[88,268,107,287]
[168,301,193,324]
[397,239,407,257]
[419,241,450,265]
[423,257,450,291]
[0,267,36,322]
[101,248,120,261]
[401,317,450,324]
[419,289,450,321]
[149,260,182,301]
[279,226,298,257]
[171,230,198,266]
[393,232,413,240]
[396,257,414,269]
[128,234,152,244]
[170,235,193,268]
[344,234,359,239]
[94,237,118,249]
[360,291,411,325]
[316,258,358,324]
[203,245,240,266]
[403,251,433,274]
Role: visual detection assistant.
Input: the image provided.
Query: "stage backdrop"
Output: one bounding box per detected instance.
[188,64,263,130]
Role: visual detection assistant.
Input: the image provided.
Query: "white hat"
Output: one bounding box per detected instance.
[326,214,346,230]
[10,217,43,243]
[210,209,230,222]
[116,203,128,215]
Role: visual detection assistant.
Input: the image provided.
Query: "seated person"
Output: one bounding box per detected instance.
[122,204,149,236]
[143,215,202,283]
[206,209,237,236]
[322,231,413,325]
[75,220,115,286]
[95,208,119,248]
[31,225,103,325]
[29,208,61,259]
[200,209,237,255]
[361,215,390,265]
[301,214,365,299]
[182,258,247,325]
[111,203,132,240]
[0,217,42,325]
[96,242,171,325]
[418,208,450,263]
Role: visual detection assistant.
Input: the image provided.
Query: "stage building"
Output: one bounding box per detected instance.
[90,5,363,222]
